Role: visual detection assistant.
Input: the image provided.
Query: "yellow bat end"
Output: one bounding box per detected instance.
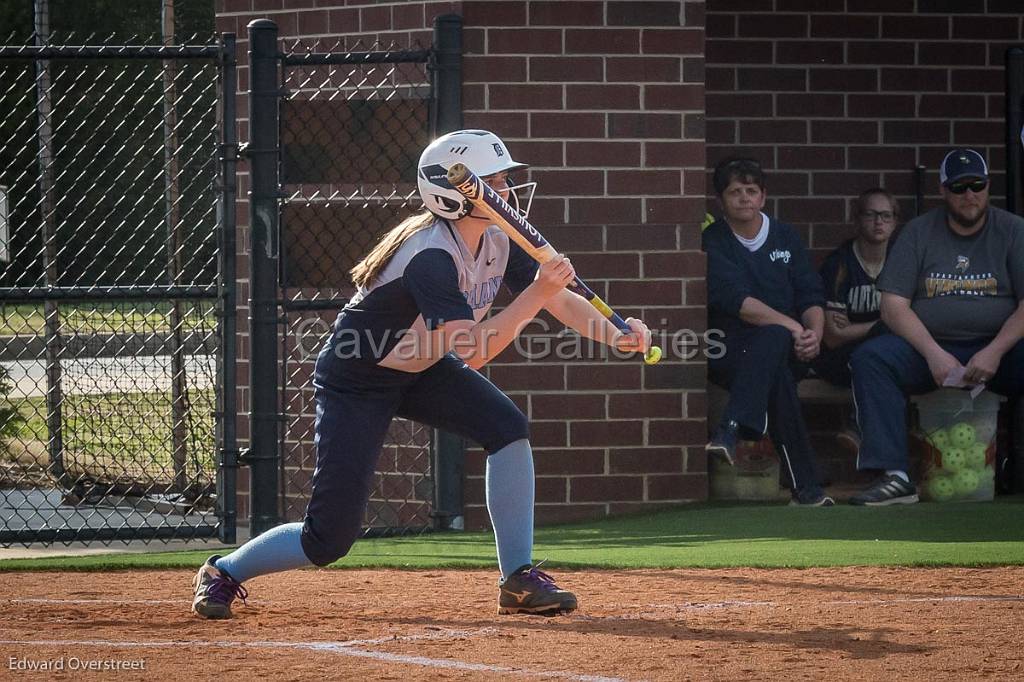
[643,346,663,365]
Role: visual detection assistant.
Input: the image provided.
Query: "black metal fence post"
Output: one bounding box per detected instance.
[1005,47,1024,216]
[33,0,66,488]
[431,13,462,137]
[218,32,239,544]
[429,13,465,530]
[1006,48,1024,495]
[247,19,282,536]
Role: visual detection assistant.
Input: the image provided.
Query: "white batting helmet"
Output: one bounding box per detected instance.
[416,129,535,220]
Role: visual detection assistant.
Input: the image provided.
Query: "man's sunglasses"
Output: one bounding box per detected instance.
[947,179,988,194]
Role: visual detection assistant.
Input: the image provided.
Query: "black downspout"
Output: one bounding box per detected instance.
[1005,47,1024,215]
[218,32,239,544]
[430,13,465,530]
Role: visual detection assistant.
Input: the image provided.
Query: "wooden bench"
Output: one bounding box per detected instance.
[798,378,853,405]
[706,378,852,429]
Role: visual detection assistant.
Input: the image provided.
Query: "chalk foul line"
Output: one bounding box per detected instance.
[0,634,631,682]
[641,594,1024,612]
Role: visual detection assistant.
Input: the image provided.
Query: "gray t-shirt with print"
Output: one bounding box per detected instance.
[877,205,1024,342]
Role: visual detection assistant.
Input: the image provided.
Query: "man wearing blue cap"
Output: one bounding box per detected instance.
[848,148,1024,505]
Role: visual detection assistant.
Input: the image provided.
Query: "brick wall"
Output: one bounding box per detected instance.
[215,0,709,530]
[705,0,1022,483]
[706,0,1020,257]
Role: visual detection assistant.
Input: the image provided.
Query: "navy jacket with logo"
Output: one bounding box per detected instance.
[702,216,825,338]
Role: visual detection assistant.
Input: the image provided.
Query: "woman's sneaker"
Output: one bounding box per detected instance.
[705,420,739,466]
[789,488,836,506]
[498,563,577,616]
[192,555,248,619]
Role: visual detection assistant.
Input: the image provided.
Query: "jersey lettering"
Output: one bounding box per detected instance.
[463,275,503,309]
[847,284,880,314]
[924,272,998,297]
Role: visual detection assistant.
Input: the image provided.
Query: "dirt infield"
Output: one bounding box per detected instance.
[1,566,1022,680]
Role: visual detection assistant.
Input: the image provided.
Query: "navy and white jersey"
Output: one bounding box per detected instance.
[819,239,887,324]
[333,217,539,372]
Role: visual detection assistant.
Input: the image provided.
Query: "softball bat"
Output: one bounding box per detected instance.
[446,162,662,365]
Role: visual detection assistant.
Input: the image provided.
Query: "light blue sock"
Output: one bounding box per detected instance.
[214,522,311,583]
[485,438,535,580]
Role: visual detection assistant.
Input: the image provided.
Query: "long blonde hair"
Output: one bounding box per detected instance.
[350,211,436,289]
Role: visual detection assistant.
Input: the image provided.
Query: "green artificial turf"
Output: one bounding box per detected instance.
[3,497,1023,572]
[1,302,215,336]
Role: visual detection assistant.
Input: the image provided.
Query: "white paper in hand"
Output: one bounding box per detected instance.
[942,365,986,398]
[942,365,967,388]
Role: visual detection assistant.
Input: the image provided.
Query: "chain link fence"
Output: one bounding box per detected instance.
[0,35,233,544]
[277,34,439,533]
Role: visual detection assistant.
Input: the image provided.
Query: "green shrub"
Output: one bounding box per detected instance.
[0,365,24,441]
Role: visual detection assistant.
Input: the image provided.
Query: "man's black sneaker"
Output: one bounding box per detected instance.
[850,474,919,506]
[705,420,739,466]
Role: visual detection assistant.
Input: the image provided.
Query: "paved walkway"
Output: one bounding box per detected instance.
[0,536,241,560]
[1,488,245,560]
[1,355,216,398]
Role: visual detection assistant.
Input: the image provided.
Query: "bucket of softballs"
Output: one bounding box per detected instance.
[911,389,1004,502]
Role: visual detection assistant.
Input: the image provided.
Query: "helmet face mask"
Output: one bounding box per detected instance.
[417,130,533,221]
[501,176,537,220]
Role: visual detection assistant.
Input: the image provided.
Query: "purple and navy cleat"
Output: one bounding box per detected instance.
[191,555,248,619]
[498,562,578,616]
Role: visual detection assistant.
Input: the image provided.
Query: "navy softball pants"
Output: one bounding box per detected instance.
[300,351,529,567]
[850,334,1024,472]
[708,324,823,495]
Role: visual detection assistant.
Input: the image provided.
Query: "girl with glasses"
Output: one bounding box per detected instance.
[814,188,901,453]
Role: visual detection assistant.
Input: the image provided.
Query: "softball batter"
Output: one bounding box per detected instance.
[192,130,652,618]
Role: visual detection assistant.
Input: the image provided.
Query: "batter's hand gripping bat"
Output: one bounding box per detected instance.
[446,162,663,365]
